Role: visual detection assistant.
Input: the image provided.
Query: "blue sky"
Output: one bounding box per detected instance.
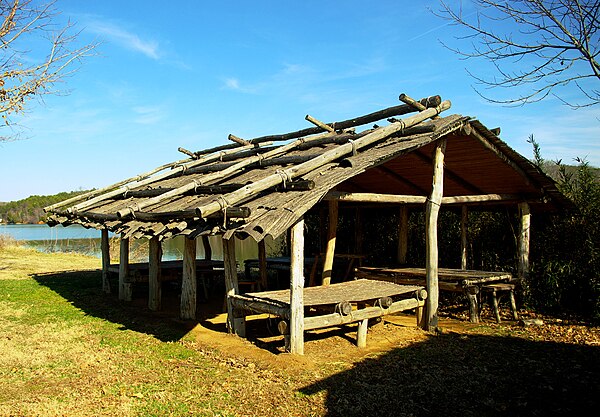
[1,0,598,202]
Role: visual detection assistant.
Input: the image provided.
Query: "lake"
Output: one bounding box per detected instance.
[0,224,276,262]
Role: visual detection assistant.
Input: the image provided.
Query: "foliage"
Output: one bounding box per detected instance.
[437,0,600,107]
[0,190,91,224]
[1,0,96,140]
[529,157,600,320]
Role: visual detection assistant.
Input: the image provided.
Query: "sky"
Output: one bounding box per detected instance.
[1,0,598,202]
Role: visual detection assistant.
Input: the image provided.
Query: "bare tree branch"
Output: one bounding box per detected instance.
[0,0,97,140]
[436,0,600,108]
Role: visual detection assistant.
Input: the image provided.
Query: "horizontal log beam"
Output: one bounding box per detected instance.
[324,192,528,205]
[194,96,442,155]
[303,297,424,331]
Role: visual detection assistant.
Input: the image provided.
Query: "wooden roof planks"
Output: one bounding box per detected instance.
[45,93,572,241]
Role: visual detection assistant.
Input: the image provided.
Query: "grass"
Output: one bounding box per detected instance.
[0,244,599,416]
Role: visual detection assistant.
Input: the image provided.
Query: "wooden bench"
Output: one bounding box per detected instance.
[480,283,519,323]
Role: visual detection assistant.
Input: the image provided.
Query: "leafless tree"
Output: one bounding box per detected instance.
[1,0,96,140]
[437,0,600,107]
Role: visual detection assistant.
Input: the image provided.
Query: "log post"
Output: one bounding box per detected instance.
[357,318,369,348]
[148,236,162,311]
[289,218,305,355]
[201,235,212,260]
[223,237,245,336]
[518,202,531,282]
[398,206,409,264]
[321,200,338,286]
[180,236,197,320]
[421,138,447,331]
[118,236,132,301]
[101,229,111,294]
[258,240,268,291]
[461,205,468,270]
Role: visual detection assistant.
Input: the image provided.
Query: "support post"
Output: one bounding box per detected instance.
[180,236,197,320]
[398,206,409,264]
[148,236,162,311]
[289,218,305,354]
[421,138,447,331]
[201,235,212,260]
[119,236,132,301]
[321,200,338,286]
[223,237,245,336]
[258,240,268,291]
[101,229,111,294]
[461,205,468,270]
[357,318,369,348]
[518,202,531,282]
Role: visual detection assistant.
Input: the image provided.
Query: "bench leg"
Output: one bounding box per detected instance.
[491,290,501,323]
[466,288,479,323]
[509,290,519,320]
[357,318,369,348]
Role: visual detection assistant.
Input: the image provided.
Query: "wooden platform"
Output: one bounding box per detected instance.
[229,279,427,348]
[356,266,513,323]
[243,278,423,307]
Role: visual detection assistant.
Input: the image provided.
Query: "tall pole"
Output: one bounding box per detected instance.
[289,218,305,354]
[422,138,447,331]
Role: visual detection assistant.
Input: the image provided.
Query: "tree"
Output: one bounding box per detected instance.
[1,0,96,140]
[437,0,600,107]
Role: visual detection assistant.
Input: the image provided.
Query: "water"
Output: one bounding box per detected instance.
[0,223,279,262]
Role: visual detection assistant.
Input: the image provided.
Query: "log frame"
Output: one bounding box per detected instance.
[101,229,111,294]
[180,236,197,320]
[461,205,468,270]
[518,202,531,282]
[119,236,132,301]
[422,138,447,331]
[321,200,338,286]
[398,205,409,264]
[148,236,162,311]
[223,237,245,335]
[289,217,305,355]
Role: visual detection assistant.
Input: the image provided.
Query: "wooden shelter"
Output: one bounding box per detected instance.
[45,93,570,354]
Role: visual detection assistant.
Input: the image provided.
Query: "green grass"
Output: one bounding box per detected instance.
[1,245,599,416]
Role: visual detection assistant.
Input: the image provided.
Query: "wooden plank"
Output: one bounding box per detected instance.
[148,236,162,311]
[101,229,111,294]
[461,205,468,270]
[289,218,305,355]
[118,236,132,301]
[398,206,409,264]
[180,237,197,320]
[518,202,531,281]
[423,138,447,331]
[321,200,338,286]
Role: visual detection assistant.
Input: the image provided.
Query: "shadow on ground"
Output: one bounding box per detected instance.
[33,269,199,342]
[300,330,600,417]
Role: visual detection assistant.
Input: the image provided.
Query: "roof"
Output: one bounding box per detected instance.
[45,94,571,241]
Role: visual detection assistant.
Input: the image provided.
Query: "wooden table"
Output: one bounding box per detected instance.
[229,279,427,348]
[355,266,513,322]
